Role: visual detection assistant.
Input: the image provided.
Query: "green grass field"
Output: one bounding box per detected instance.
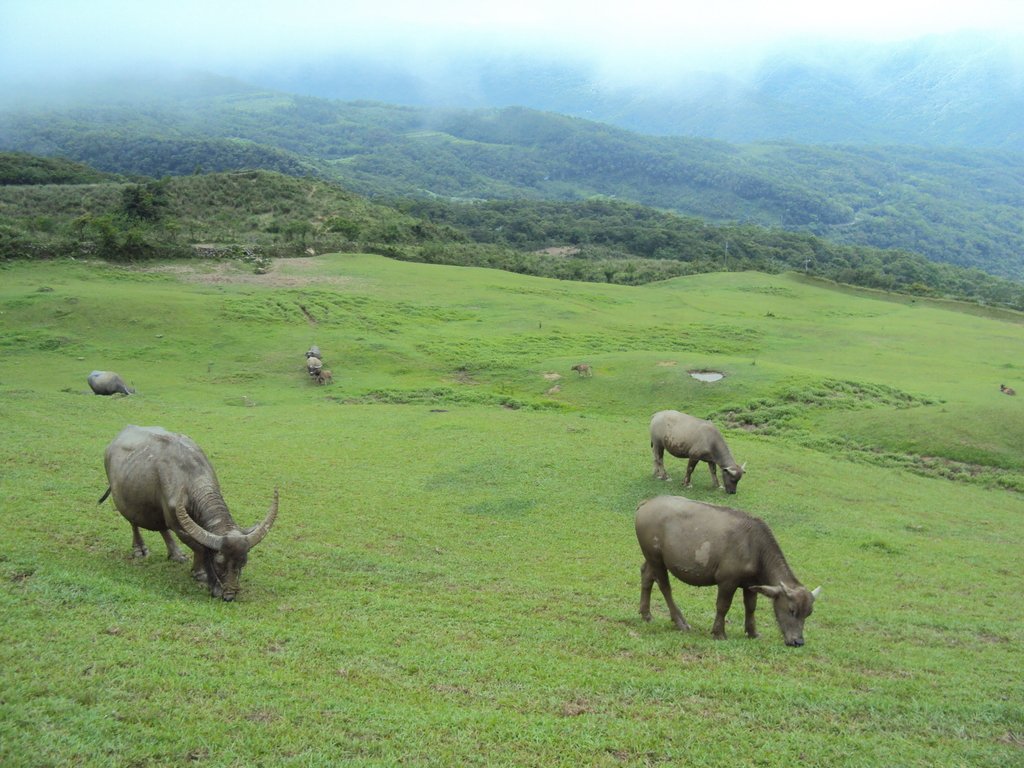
[1,254,1022,766]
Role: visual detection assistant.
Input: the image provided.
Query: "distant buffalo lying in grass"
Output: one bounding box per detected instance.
[88,370,134,396]
[1001,384,1016,396]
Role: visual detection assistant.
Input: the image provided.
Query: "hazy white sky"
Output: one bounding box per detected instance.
[3,0,1023,81]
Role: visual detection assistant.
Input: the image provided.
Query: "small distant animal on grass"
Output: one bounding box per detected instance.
[98,425,279,601]
[635,495,821,647]
[306,345,322,360]
[650,410,745,493]
[316,369,333,385]
[1000,384,1016,396]
[87,370,134,396]
[306,356,323,377]
[571,363,592,377]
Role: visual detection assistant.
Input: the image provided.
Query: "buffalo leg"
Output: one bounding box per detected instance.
[639,562,654,621]
[742,588,760,639]
[683,458,699,487]
[651,441,669,480]
[707,462,721,489]
[130,525,150,558]
[712,585,737,639]
[159,530,188,563]
[190,550,207,583]
[643,561,690,631]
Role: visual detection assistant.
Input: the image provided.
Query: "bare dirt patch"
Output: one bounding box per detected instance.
[542,372,562,381]
[139,258,363,288]
[656,361,677,367]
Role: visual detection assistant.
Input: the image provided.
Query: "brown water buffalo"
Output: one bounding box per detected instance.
[571,363,592,377]
[650,410,745,493]
[88,370,134,396]
[315,369,333,385]
[636,495,820,646]
[1001,384,1016,396]
[98,425,278,601]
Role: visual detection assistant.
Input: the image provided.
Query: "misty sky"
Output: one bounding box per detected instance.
[3,0,1024,85]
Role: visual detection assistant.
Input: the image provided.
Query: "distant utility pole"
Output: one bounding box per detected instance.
[724,240,729,270]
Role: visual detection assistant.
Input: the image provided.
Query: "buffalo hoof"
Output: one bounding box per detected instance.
[673,620,692,632]
[168,553,188,563]
[132,546,149,558]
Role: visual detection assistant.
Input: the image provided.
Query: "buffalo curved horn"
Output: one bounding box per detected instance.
[174,505,224,551]
[243,488,279,549]
[811,586,822,599]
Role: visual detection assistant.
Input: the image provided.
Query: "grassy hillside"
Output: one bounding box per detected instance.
[1,255,1022,766]
[1,78,1022,280]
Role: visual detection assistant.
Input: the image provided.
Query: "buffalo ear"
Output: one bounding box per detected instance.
[750,585,782,598]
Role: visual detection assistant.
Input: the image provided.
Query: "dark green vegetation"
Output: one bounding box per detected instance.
[1,256,1022,766]
[1,75,1021,280]
[3,154,1023,310]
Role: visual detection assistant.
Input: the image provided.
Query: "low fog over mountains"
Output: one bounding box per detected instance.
[234,33,1024,150]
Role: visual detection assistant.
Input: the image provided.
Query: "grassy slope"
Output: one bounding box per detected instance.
[0,255,1022,766]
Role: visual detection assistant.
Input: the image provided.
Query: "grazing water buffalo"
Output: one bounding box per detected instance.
[315,369,333,385]
[1001,384,1016,396]
[571,363,592,377]
[306,356,323,377]
[650,410,745,493]
[98,425,278,601]
[306,345,322,360]
[636,495,820,646]
[88,370,134,396]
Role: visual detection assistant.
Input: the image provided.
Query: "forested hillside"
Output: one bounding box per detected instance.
[3,156,1022,311]
[0,76,1021,281]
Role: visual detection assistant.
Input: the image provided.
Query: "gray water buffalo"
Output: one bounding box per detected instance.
[88,370,134,396]
[650,410,745,493]
[306,345,322,360]
[636,495,820,646]
[306,356,323,377]
[98,425,278,601]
